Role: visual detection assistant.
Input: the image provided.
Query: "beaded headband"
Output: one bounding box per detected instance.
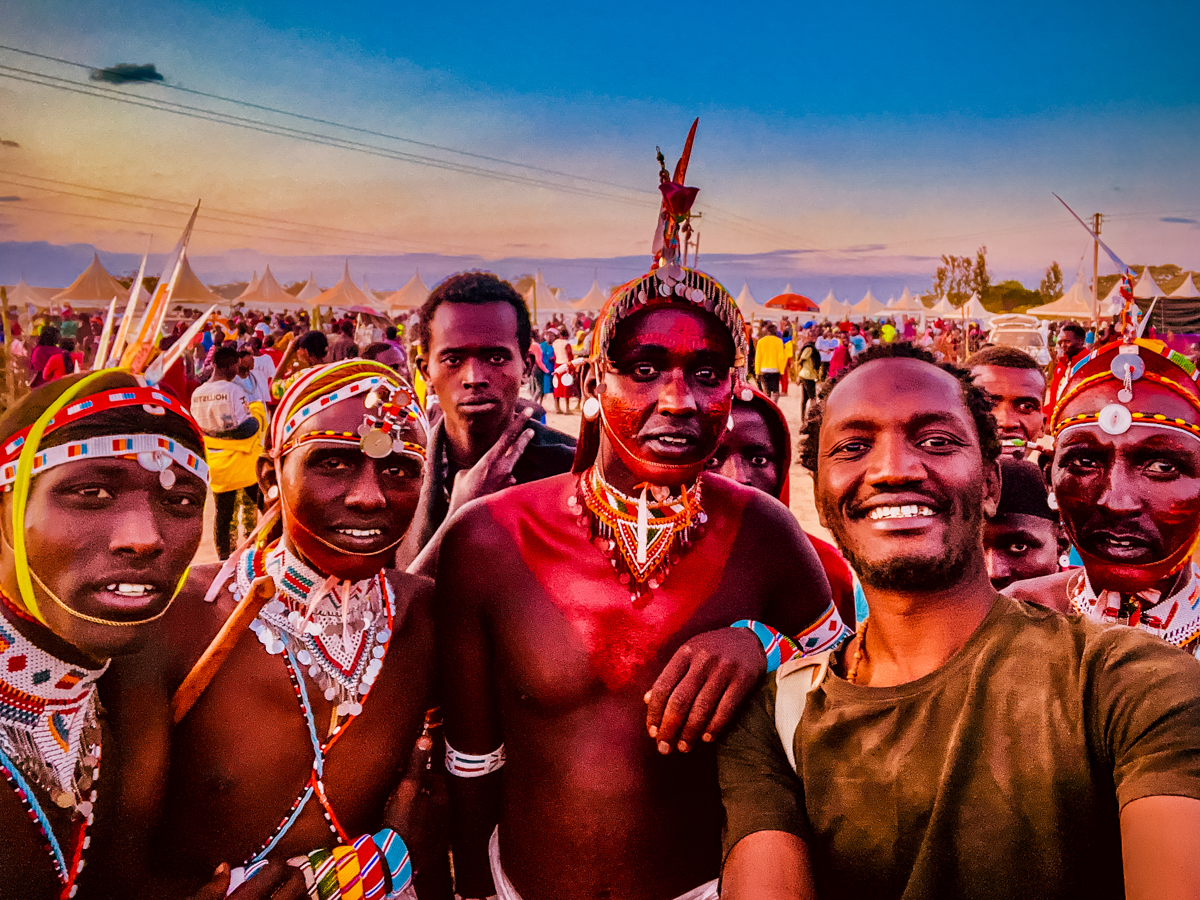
[4,372,200,626]
[272,362,427,460]
[0,434,208,492]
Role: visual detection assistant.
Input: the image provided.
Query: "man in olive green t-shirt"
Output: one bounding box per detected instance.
[719,343,1200,900]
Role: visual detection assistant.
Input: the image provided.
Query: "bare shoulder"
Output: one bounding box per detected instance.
[1003,569,1075,614]
[385,570,435,630]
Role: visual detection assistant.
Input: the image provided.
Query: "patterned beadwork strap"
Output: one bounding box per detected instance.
[445,741,506,777]
[274,376,383,454]
[0,432,209,491]
[732,619,799,673]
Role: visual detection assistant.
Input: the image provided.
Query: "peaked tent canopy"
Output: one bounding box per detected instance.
[296,273,324,304]
[169,250,222,304]
[385,271,430,311]
[1132,267,1163,299]
[52,253,144,306]
[4,278,56,310]
[526,270,576,319]
[1169,273,1200,299]
[573,278,608,311]
[818,289,846,319]
[1030,280,1095,320]
[930,295,958,317]
[235,270,261,302]
[963,292,992,321]
[888,286,925,316]
[850,287,887,319]
[309,263,372,310]
[234,265,294,308]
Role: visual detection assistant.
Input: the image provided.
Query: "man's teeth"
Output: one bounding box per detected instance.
[657,436,689,445]
[105,583,154,596]
[337,528,382,538]
[867,505,935,521]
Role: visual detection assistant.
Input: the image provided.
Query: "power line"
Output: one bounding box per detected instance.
[0,61,653,206]
[0,43,653,198]
[0,171,458,253]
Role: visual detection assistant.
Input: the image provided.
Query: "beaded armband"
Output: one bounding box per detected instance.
[445,741,506,778]
[732,620,799,673]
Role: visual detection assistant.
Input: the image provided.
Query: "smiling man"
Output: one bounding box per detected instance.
[1007,323,1200,656]
[0,371,208,900]
[105,360,436,898]
[402,272,576,564]
[719,343,1200,900]
[436,256,843,900]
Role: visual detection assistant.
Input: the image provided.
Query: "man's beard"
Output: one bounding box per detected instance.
[828,502,984,594]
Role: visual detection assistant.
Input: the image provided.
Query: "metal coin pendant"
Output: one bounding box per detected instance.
[361,430,393,459]
[1117,388,1133,403]
[1098,403,1132,435]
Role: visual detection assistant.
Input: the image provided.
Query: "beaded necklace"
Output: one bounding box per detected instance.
[0,616,104,897]
[571,465,705,605]
[1068,564,1200,656]
[235,544,395,866]
[240,544,389,718]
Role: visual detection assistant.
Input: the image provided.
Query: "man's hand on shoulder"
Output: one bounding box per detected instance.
[447,407,536,517]
[645,626,767,754]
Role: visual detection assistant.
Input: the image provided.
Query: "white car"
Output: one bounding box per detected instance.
[986,314,1051,367]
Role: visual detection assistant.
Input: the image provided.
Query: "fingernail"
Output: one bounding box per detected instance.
[215,862,229,876]
[523,407,534,417]
[644,692,652,703]
[702,732,713,743]
[658,740,671,754]
[648,725,658,738]
[677,741,689,752]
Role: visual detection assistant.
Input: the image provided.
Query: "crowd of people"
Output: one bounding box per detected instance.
[1,178,1199,900]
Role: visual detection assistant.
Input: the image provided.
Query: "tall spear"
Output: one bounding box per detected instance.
[123,201,200,372]
[106,241,150,368]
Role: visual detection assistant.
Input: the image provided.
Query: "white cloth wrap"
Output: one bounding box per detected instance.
[487,827,717,900]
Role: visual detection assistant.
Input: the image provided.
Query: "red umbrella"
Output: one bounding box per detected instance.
[765,292,818,312]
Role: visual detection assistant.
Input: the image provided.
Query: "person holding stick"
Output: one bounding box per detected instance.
[104,360,438,899]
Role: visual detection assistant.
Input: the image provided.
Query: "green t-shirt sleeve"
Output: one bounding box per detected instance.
[1090,628,1200,809]
[717,679,806,863]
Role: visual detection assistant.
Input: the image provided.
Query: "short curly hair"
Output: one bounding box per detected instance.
[416,271,531,354]
[799,342,1001,474]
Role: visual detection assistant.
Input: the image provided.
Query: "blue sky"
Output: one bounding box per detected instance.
[0,0,1197,297]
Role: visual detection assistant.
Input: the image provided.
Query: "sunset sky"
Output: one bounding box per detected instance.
[0,0,1197,297]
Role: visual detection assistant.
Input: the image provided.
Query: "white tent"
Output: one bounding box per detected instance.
[4,278,56,310]
[1030,280,1095,320]
[930,295,958,317]
[1169,273,1200,299]
[296,273,324,304]
[169,250,222,304]
[818,289,845,320]
[385,271,430,311]
[310,262,373,309]
[235,270,261,302]
[1132,267,1163,299]
[888,286,925,316]
[734,283,765,322]
[962,292,992,321]
[850,287,888,320]
[572,278,607,311]
[234,265,294,308]
[52,253,144,307]
[527,270,575,319]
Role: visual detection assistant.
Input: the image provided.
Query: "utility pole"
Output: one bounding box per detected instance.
[1092,212,1103,330]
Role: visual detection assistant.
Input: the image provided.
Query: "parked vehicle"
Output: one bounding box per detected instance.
[987,314,1051,366]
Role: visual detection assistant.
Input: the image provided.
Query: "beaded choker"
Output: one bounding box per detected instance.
[571,465,706,605]
[1069,563,1200,656]
[240,544,391,720]
[0,616,104,895]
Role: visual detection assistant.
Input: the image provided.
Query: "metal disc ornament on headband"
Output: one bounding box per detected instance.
[358,383,416,459]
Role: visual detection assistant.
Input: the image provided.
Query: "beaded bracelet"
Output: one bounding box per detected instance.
[445,741,506,778]
[228,828,412,899]
[732,619,799,673]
